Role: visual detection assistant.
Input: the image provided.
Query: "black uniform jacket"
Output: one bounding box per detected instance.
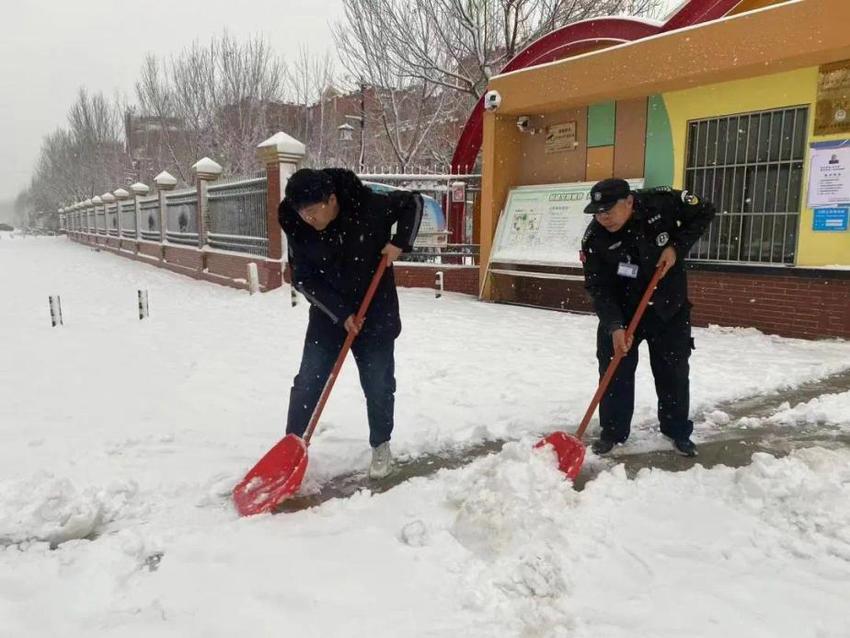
[581,187,716,333]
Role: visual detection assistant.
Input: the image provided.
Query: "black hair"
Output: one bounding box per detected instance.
[284,168,335,211]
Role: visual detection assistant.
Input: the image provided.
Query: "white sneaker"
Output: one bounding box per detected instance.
[369,442,392,479]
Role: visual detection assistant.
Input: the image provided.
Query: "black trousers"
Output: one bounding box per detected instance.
[596,305,694,443]
[286,332,396,448]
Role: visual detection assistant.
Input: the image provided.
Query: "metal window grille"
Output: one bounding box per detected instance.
[685,106,808,264]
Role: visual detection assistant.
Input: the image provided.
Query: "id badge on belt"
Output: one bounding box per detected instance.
[617,262,639,278]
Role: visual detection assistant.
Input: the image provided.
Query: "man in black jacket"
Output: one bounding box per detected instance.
[581,178,715,457]
[279,168,423,478]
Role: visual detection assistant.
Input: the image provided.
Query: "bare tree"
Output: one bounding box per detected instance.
[335,1,470,171]
[22,88,129,216]
[286,46,338,165]
[135,32,288,184]
[214,32,287,173]
[337,0,663,101]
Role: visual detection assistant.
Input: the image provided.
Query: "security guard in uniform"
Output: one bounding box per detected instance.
[581,178,715,457]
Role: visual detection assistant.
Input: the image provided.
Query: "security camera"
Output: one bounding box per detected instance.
[516,116,530,132]
[483,90,502,112]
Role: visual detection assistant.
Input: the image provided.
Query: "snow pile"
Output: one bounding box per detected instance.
[446,443,578,635]
[3,237,850,636]
[767,391,850,429]
[733,450,850,563]
[0,473,138,546]
[433,445,850,637]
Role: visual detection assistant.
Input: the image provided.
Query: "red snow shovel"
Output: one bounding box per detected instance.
[233,256,390,516]
[535,266,665,481]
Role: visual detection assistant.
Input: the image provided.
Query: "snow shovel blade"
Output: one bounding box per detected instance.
[535,431,585,481]
[233,434,308,516]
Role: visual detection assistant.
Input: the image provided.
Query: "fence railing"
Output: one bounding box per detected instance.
[138,196,160,240]
[120,201,136,238]
[165,188,199,245]
[64,165,481,269]
[207,176,268,256]
[402,243,480,266]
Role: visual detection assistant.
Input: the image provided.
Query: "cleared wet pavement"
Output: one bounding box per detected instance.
[278,368,850,512]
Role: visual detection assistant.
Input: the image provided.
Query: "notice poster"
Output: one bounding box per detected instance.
[808,140,850,208]
[545,122,577,154]
[490,179,643,267]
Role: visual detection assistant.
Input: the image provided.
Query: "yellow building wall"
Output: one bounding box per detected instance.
[663,66,850,267]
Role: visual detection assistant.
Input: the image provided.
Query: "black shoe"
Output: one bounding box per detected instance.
[672,438,698,457]
[592,438,616,455]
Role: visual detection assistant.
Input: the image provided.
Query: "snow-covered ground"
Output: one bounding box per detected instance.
[2,237,850,637]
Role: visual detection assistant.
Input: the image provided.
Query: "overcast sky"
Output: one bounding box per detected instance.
[0,0,682,202]
[0,0,346,201]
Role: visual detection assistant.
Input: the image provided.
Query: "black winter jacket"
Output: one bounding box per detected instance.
[279,169,423,345]
[581,187,716,333]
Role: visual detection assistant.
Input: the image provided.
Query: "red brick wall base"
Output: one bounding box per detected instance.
[70,235,281,292]
[688,267,850,340]
[393,264,479,296]
[485,262,850,340]
[68,235,850,340]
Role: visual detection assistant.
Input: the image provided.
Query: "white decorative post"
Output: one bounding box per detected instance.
[192,157,223,249]
[114,188,130,247]
[154,171,177,244]
[130,182,150,243]
[257,132,307,290]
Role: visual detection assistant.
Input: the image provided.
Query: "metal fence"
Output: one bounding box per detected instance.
[120,201,136,238]
[165,188,199,246]
[401,243,480,266]
[139,197,160,241]
[70,170,482,267]
[686,105,808,265]
[207,176,268,256]
[357,171,481,246]
[106,204,119,237]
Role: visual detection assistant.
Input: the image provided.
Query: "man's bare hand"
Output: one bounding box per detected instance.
[656,246,677,278]
[344,314,364,335]
[612,329,634,356]
[381,242,403,264]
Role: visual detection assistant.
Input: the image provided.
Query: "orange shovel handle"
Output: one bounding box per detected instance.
[574,266,665,441]
[303,255,390,444]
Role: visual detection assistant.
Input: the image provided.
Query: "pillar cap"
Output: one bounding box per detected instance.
[154,171,178,190]
[257,132,306,164]
[129,182,150,196]
[192,157,223,180]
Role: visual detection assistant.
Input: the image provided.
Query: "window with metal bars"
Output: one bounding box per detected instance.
[685,106,808,264]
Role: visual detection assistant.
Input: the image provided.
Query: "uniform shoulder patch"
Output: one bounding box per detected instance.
[681,190,700,205]
[581,222,596,246]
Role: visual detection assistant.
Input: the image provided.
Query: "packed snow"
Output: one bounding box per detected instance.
[2,237,849,637]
